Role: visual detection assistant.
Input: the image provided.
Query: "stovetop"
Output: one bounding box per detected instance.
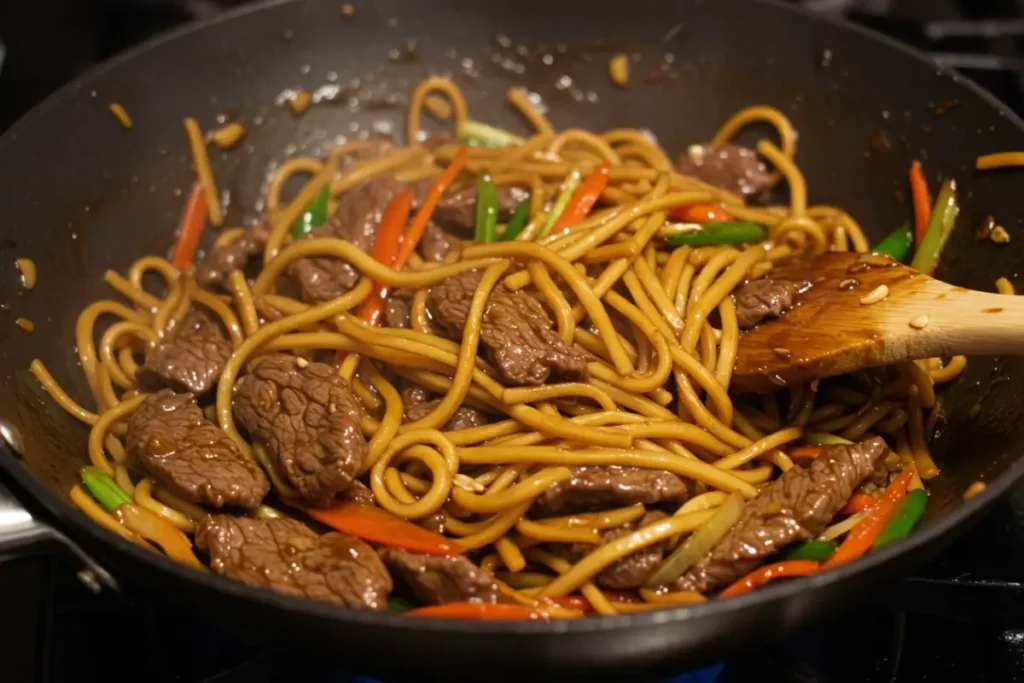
[3,1,1024,682]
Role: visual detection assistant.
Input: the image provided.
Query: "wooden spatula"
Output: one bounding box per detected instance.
[731,251,1024,394]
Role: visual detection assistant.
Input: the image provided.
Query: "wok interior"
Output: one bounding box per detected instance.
[1,0,1023,577]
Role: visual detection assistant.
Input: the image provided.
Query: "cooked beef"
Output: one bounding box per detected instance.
[342,480,376,507]
[136,308,232,395]
[195,221,271,290]
[552,511,668,589]
[417,511,446,535]
[733,278,799,329]
[400,385,490,431]
[233,355,366,507]
[428,269,589,386]
[289,175,405,303]
[126,389,269,509]
[380,548,499,605]
[673,437,889,593]
[419,221,459,263]
[431,185,529,234]
[677,143,774,198]
[196,515,391,609]
[383,296,411,329]
[532,466,689,517]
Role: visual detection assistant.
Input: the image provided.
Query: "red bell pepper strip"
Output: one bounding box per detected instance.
[171,184,209,269]
[551,162,611,232]
[407,602,550,620]
[840,493,877,516]
[355,189,414,327]
[788,446,822,462]
[720,560,820,598]
[822,468,914,570]
[393,146,468,269]
[668,203,734,224]
[909,161,931,245]
[306,502,460,556]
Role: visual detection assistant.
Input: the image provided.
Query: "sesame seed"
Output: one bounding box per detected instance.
[909,314,930,329]
[768,374,787,387]
[859,284,889,305]
[328,403,337,414]
[990,226,1010,244]
[295,357,309,368]
[773,347,792,359]
[839,278,859,290]
[454,474,486,493]
[810,380,820,392]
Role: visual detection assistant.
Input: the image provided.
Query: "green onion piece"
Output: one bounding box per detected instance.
[782,540,837,562]
[645,492,745,587]
[538,170,582,238]
[387,596,414,614]
[474,173,499,243]
[290,184,330,239]
[80,467,132,514]
[500,199,531,241]
[910,179,958,275]
[457,120,525,148]
[873,226,913,262]
[873,488,928,550]
[803,432,853,446]
[665,221,766,247]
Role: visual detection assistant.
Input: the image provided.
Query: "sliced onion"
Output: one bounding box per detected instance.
[645,492,745,587]
[116,504,204,569]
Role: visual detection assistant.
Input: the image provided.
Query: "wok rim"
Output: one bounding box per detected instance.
[1,0,1022,637]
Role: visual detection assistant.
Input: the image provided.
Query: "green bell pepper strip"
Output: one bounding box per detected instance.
[910,179,958,275]
[80,467,133,514]
[873,226,913,262]
[538,170,582,238]
[474,173,499,243]
[500,199,531,242]
[803,432,853,446]
[872,488,927,550]
[782,540,837,562]
[387,596,414,614]
[290,184,330,239]
[457,120,525,148]
[665,221,766,247]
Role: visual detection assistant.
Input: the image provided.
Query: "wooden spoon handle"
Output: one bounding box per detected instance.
[899,279,1024,358]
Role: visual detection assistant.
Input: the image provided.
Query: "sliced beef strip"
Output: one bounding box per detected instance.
[673,437,889,593]
[532,466,689,518]
[233,355,366,507]
[136,308,232,396]
[126,389,269,509]
[383,296,411,329]
[341,480,376,507]
[552,511,668,589]
[400,385,491,431]
[428,269,590,386]
[677,143,774,198]
[733,278,799,330]
[380,548,500,605]
[430,185,529,235]
[196,515,392,609]
[419,221,459,263]
[289,174,405,303]
[195,220,271,290]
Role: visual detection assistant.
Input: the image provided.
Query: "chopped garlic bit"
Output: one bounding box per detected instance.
[687,144,705,164]
[964,480,986,500]
[608,54,630,87]
[109,103,132,129]
[210,121,246,149]
[15,318,34,333]
[454,473,486,493]
[908,314,930,330]
[990,225,1010,244]
[295,356,309,368]
[15,258,36,289]
[288,89,312,115]
[859,284,889,305]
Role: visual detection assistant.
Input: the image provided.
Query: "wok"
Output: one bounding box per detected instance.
[1,0,1023,679]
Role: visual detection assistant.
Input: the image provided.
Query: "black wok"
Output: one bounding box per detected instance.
[1,0,1023,679]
